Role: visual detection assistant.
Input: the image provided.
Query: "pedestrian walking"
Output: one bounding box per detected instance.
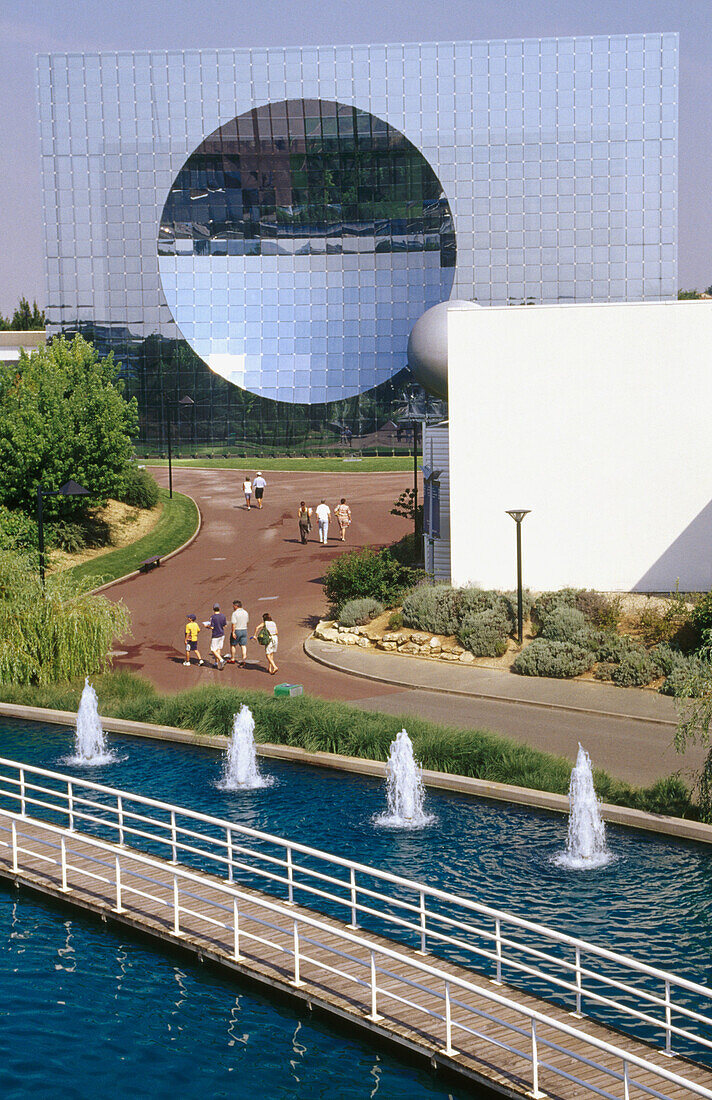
[315,499,331,544]
[297,501,312,544]
[183,614,204,667]
[229,599,249,666]
[253,471,267,509]
[243,476,252,509]
[203,603,227,668]
[334,497,352,542]
[254,612,279,674]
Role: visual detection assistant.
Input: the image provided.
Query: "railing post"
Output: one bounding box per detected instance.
[291,920,304,987]
[287,846,294,904]
[418,890,427,954]
[233,896,244,961]
[114,855,124,913]
[366,950,383,1022]
[170,811,177,864]
[349,867,358,928]
[441,981,457,1056]
[530,1018,544,1099]
[494,917,503,984]
[19,768,26,816]
[68,782,75,831]
[60,836,68,892]
[173,874,181,936]
[623,1059,630,1100]
[117,795,125,846]
[226,828,233,883]
[11,820,17,872]
[663,978,673,1055]
[573,946,583,1018]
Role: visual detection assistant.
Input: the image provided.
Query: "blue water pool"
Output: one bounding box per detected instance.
[0,888,462,1100]
[1,716,712,1092]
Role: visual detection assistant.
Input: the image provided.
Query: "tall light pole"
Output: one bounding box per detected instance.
[162,391,195,499]
[506,510,530,645]
[37,480,90,586]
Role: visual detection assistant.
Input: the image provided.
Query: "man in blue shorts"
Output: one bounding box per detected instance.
[229,599,249,667]
[203,603,227,669]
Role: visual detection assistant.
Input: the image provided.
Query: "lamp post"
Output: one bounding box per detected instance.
[37,480,90,586]
[162,392,195,499]
[506,510,531,645]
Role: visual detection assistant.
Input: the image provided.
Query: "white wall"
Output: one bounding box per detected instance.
[448,300,712,592]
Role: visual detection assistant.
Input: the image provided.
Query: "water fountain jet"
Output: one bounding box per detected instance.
[66,679,116,766]
[555,744,613,869]
[375,729,434,828]
[218,706,272,790]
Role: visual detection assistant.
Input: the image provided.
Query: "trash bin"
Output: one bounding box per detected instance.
[273,683,304,698]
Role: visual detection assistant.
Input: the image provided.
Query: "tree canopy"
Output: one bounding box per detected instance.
[0,296,46,331]
[0,334,138,519]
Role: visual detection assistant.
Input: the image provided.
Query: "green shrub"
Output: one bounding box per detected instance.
[513,639,593,678]
[0,506,38,552]
[575,590,622,631]
[636,595,695,650]
[323,548,420,611]
[659,652,712,698]
[401,584,462,634]
[691,593,712,648]
[531,589,580,632]
[592,632,641,664]
[594,662,616,682]
[388,531,419,566]
[51,520,86,553]
[457,608,509,657]
[119,466,160,509]
[387,610,404,630]
[540,606,588,642]
[338,597,384,627]
[610,650,655,687]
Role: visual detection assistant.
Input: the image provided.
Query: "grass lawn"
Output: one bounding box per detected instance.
[0,671,695,821]
[69,489,199,589]
[144,456,412,473]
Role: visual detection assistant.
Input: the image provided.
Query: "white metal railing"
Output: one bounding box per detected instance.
[0,755,711,1066]
[1,809,711,1100]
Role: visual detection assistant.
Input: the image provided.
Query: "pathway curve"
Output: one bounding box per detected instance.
[106,468,702,787]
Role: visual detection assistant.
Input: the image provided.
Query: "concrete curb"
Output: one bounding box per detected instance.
[91,491,202,594]
[1,701,710,847]
[304,635,678,729]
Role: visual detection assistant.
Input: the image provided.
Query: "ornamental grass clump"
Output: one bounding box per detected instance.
[0,549,130,685]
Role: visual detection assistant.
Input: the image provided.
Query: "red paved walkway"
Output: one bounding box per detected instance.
[108,467,411,698]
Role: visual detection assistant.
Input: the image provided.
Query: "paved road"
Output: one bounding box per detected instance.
[106,467,703,786]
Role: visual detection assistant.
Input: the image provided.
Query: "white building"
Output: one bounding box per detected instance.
[424,299,712,593]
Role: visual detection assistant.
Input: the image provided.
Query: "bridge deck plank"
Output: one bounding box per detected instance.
[1,816,711,1100]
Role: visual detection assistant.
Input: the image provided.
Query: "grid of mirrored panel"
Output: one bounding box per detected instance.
[37,35,678,447]
[158,100,455,403]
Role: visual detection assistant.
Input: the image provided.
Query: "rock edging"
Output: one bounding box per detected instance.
[313,620,476,664]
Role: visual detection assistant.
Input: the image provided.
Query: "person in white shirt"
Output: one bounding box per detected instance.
[243,477,252,509]
[229,599,249,666]
[315,499,331,544]
[253,472,267,509]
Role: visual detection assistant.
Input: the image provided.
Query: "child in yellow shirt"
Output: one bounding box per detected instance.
[184,614,204,667]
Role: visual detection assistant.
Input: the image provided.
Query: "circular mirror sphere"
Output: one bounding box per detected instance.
[158,100,455,405]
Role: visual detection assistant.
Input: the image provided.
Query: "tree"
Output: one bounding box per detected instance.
[0,335,139,520]
[0,297,46,330]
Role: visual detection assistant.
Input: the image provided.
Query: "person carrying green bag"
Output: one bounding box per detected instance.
[252,612,279,675]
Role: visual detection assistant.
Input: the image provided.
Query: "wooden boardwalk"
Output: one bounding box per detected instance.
[1,812,712,1100]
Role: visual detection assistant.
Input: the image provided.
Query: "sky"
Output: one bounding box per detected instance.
[0,0,710,314]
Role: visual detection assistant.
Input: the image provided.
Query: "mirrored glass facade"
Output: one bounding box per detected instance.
[37,36,678,452]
